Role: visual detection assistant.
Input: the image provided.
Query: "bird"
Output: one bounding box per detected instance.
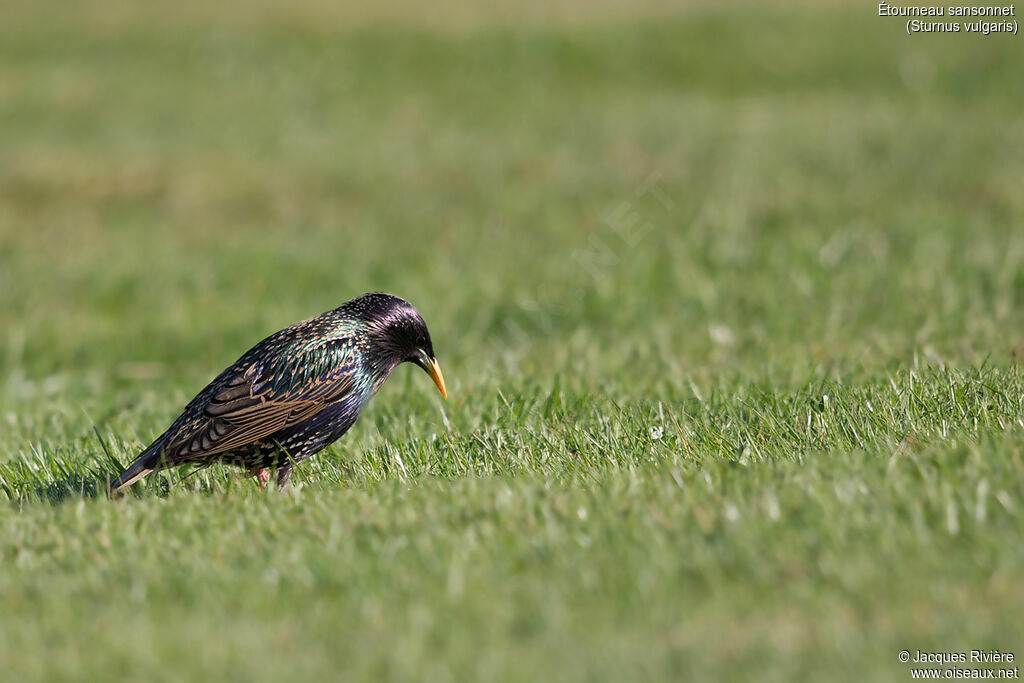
[109,292,447,494]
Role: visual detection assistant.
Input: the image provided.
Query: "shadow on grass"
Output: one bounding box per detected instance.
[0,454,255,506]
[12,473,110,504]
[0,457,123,505]
[0,466,189,505]
[0,442,180,505]
[1,425,185,505]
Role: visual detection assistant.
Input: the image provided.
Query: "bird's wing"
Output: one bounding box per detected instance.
[161,339,359,462]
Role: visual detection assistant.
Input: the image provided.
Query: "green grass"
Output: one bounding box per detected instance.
[2,1,1023,680]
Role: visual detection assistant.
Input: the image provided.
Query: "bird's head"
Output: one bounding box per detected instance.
[352,292,447,399]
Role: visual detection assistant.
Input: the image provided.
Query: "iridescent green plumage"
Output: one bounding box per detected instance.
[110,293,446,493]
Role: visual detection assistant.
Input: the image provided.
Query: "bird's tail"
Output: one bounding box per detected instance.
[108,450,158,495]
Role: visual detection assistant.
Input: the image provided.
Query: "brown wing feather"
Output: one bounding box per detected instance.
[164,359,356,462]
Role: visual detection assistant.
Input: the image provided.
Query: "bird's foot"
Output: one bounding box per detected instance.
[253,468,270,489]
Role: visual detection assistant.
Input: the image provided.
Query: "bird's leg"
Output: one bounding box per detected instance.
[249,467,271,489]
[276,462,294,489]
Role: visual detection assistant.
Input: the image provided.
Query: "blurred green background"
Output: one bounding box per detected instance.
[1,1,1023,681]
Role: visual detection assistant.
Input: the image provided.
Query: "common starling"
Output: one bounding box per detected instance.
[109,292,446,493]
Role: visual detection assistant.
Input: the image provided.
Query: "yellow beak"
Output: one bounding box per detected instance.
[426,357,447,399]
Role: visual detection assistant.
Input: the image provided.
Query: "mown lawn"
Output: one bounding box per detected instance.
[1,1,1022,680]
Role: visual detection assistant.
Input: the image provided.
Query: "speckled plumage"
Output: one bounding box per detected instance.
[110,292,446,493]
